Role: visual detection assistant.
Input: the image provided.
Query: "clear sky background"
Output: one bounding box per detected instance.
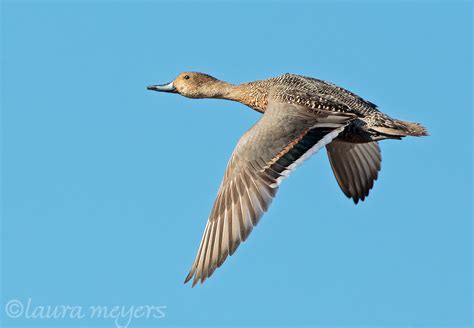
[1,1,472,327]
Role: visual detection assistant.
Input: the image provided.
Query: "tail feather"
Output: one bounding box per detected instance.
[372,120,428,137]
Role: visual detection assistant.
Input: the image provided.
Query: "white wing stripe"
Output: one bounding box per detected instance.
[272,125,346,187]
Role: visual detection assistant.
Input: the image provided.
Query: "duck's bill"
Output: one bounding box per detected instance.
[147,82,177,93]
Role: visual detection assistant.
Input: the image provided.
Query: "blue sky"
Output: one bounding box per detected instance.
[1,1,472,327]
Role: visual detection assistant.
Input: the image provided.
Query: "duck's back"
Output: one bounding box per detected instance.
[266,74,427,139]
[272,73,381,117]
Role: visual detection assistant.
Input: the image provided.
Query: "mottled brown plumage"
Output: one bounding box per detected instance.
[147,72,428,286]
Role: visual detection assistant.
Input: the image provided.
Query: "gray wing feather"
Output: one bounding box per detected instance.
[326,141,382,204]
[185,100,355,286]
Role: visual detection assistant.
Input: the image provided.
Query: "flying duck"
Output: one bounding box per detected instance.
[147,72,428,286]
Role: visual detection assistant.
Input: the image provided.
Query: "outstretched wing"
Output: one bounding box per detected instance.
[185,99,355,286]
[326,141,382,204]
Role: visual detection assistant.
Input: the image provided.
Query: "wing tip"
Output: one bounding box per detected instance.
[184,266,199,287]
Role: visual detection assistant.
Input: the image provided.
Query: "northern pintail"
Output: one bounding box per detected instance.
[148,72,428,286]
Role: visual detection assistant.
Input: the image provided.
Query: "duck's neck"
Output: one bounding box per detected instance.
[210,81,268,113]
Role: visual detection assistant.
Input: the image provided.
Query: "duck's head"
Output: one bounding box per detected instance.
[147,72,223,99]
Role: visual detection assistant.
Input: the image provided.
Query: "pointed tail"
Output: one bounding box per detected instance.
[371,119,428,137]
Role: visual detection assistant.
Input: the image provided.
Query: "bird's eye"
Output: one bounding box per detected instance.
[184,75,190,80]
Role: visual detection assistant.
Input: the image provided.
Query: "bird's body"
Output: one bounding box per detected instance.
[220,73,426,141]
[147,72,427,286]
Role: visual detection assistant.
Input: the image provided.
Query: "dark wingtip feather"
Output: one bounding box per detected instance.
[184,272,193,284]
[353,194,369,204]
